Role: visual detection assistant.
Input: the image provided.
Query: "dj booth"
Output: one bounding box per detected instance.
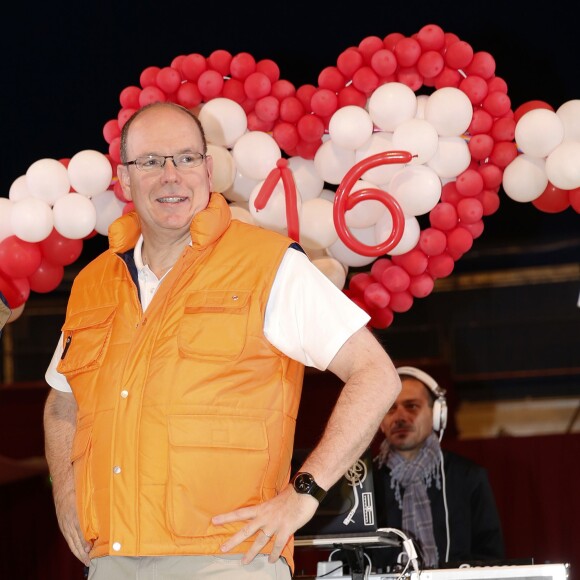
[309,562,570,580]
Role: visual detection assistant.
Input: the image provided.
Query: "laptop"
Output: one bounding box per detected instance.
[292,447,400,550]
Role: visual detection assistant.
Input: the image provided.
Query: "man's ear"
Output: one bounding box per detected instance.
[117,164,133,201]
[205,154,213,188]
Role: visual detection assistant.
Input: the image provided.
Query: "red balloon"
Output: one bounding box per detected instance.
[197,70,224,99]
[352,66,379,95]
[446,226,474,259]
[433,67,461,89]
[229,52,257,80]
[396,66,423,91]
[490,117,516,142]
[318,66,345,92]
[364,282,391,309]
[427,253,455,279]
[280,96,305,123]
[429,202,458,231]
[383,32,405,51]
[310,89,338,117]
[381,265,410,292]
[441,181,461,206]
[139,66,160,88]
[28,258,64,293]
[569,187,580,213]
[489,141,518,168]
[256,59,280,83]
[337,48,364,78]
[206,49,232,75]
[270,79,296,101]
[482,91,511,117]
[358,36,384,64]
[0,237,42,278]
[416,24,445,51]
[408,272,435,298]
[370,49,397,78]
[392,249,428,276]
[295,84,317,110]
[11,277,30,304]
[513,100,554,124]
[103,119,121,144]
[254,96,280,123]
[368,305,394,329]
[156,66,182,93]
[459,75,488,105]
[477,189,501,216]
[478,163,503,189]
[296,114,325,143]
[532,182,571,213]
[418,227,447,256]
[456,169,484,197]
[394,37,422,67]
[272,122,299,151]
[370,257,393,280]
[465,51,496,79]
[119,85,142,109]
[468,109,494,135]
[181,54,207,82]
[349,272,374,295]
[337,86,367,108]
[457,197,484,224]
[469,134,494,161]
[177,82,203,108]
[444,40,474,69]
[0,271,27,308]
[461,220,485,239]
[389,290,414,313]
[417,51,445,79]
[247,112,274,132]
[39,229,83,266]
[139,85,167,107]
[244,72,272,100]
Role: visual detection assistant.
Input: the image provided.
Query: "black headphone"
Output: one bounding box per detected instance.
[396,366,448,432]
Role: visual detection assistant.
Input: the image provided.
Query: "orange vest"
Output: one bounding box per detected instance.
[57,193,304,570]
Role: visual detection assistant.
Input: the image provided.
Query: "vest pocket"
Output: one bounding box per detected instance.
[71,421,98,541]
[57,305,116,377]
[177,291,250,361]
[166,414,268,538]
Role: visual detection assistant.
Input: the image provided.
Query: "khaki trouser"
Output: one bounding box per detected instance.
[88,554,292,579]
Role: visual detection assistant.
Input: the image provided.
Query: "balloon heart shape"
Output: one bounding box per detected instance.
[4,23,579,327]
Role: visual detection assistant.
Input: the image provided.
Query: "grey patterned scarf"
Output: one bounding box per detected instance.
[375,432,442,567]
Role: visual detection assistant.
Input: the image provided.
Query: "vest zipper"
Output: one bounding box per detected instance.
[61,335,72,360]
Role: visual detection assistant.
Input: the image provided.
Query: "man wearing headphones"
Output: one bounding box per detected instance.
[372,366,504,570]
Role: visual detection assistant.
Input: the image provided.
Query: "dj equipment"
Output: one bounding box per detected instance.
[314,562,570,580]
[396,366,448,433]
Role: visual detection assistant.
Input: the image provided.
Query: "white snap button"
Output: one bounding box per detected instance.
[112,542,121,551]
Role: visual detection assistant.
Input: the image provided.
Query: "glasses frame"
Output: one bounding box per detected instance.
[123,152,206,171]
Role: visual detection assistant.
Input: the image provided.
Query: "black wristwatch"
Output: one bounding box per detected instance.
[291,472,327,503]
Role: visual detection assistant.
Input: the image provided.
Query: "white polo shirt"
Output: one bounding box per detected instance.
[45,241,370,392]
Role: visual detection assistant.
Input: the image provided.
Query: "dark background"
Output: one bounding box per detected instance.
[0,0,579,271]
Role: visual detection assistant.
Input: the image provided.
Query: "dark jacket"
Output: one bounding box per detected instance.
[372,449,504,570]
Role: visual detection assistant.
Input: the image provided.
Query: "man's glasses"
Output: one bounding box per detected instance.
[124,152,206,172]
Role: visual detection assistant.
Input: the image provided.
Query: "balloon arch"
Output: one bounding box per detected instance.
[2,23,579,328]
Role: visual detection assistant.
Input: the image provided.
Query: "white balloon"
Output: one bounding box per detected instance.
[299,197,338,250]
[367,82,417,132]
[11,197,54,242]
[328,106,374,150]
[392,118,439,165]
[26,158,70,205]
[312,256,347,290]
[68,150,113,197]
[556,99,580,142]
[313,140,356,185]
[223,170,260,203]
[388,165,442,216]
[198,98,248,148]
[355,132,401,186]
[229,203,254,224]
[207,144,236,193]
[415,95,429,119]
[0,198,14,242]
[8,175,30,202]
[232,131,281,181]
[53,193,97,239]
[375,213,421,256]
[427,136,471,179]
[424,87,473,137]
[91,190,126,236]
[287,157,324,201]
[502,155,547,202]
[545,141,580,190]
[248,180,302,233]
[327,226,378,268]
[344,180,387,228]
[515,109,564,159]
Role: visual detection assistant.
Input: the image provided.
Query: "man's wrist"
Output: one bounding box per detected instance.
[291,472,327,503]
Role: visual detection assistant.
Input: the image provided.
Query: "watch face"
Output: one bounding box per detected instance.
[295,473,314,493]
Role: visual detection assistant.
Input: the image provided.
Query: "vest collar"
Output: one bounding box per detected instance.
[108,193,232,254]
